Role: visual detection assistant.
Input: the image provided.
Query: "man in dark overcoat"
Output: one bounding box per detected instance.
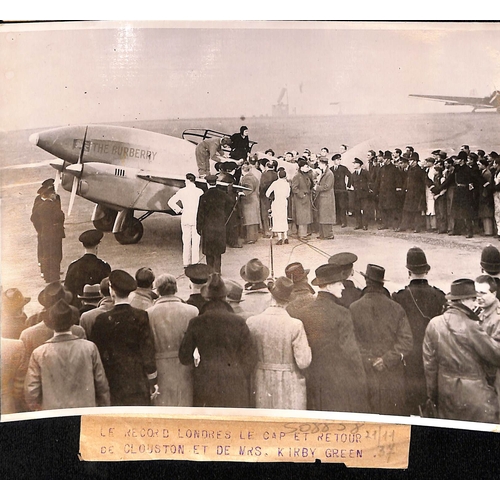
[179,273,258,408]
[313,157,335,239]
[290,264,369,413]
[375,151,403,230]
[291,158,314,239]
[391,247,446,416]
[196,175,235,273]
[349,264,413,416]
[432,151,476,237]
[350,158,371,230]
[396,152,427,233]
[30,183,66,283]
[90,270,158,406]
[330,153,352,227]
[64,229,111,308]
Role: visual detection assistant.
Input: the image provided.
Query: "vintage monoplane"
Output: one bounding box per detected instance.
[29,125,256,244]
[409,90,500,113]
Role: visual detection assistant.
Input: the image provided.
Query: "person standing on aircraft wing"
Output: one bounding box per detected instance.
[230,126,251,184]
[195,135,239,178]
[168,173,204,268]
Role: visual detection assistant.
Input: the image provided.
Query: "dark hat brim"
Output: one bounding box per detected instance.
[240,264,270,283]
[445,292,477,301]
[360,271,386,284]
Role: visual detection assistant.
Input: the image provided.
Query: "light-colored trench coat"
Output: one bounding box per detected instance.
[147,296,199,407]
[246,306,312,410]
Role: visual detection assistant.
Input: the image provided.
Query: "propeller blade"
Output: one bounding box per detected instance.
[54,170,62,193]
[78,126,89,165]
[68,176,78,216]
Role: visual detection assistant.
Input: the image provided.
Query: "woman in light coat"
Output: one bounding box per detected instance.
[246,277,312,410]
[266,168,291,244]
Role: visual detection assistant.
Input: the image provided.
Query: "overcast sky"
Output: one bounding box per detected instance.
[1,20,500,131]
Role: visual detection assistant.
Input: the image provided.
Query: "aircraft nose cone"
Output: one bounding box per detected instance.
[29,132,39,146]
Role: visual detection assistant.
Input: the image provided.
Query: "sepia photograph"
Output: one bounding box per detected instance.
[1,16,500,477]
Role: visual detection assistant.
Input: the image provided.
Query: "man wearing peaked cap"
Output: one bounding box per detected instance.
[30,179,65,283]
[24,299,110,411]
[349,264,413,416]
[184,263,210,312]
[247,276,312,410]
[90,269,158,406]
[64,229,111,308]
[327,252,362,308]
[392,247,446,416]
[288,264,368,413]
[423,278,500,423]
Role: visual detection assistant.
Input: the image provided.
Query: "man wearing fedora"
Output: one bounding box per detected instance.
[247,276,312,410]
[480,245,500,299]
[146,274,199,407]
[284,262,316,317]
[77,284,103,316]
[224,279,251,320]
[327,252,363,308]
[79,278,114,338]
[423,278,499,423]
[90,270,158,406]
[196,174,235,273]
[349,264,413,416]
[1,288,30,340]
[350,158,371,231]
[374,151,403,230]
[179,273,258,408]
[290,264,368,413]
[64,229,111,308]
[20,282,86,373]
[392,247,446,416]
[239,258,273,318]
[24,299,110,411]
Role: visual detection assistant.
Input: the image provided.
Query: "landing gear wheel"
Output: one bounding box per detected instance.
[114,217,144,245]
[93,212,116,232]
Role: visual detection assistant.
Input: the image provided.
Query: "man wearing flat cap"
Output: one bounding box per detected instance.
[30,183,66,283]
[90,270,159,406]
[392,247,446,415]
[328,252,363,308]
[196,174,235,273]
[64,229,111,308]
[423,278,500,423]
[24,299,110,411]
[247,276,312,410]
[349,264,413,416]
[290,264,368,413]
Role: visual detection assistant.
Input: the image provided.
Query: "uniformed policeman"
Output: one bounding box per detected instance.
[327,252,362,308]
[64,229,111,307]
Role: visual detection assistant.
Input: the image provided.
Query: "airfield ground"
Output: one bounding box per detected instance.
[1,160,497,319]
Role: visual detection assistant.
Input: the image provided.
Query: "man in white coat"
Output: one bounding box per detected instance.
[168,173,204,268]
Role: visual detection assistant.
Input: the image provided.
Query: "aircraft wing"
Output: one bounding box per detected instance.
[409,94,493,108]
[137,173,251,191]
[182,128,258,151]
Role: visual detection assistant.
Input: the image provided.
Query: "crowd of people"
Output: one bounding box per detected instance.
[2,132,500,426]
[3,216,500,424]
